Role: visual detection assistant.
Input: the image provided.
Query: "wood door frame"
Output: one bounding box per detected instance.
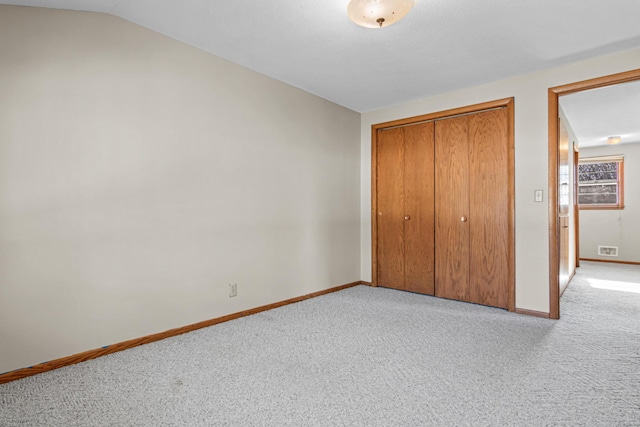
[548,68,640,320]
[573,145,580,270]
[371,97,516,312]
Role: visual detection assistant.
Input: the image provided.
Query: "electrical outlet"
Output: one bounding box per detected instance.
[229,283,237,298]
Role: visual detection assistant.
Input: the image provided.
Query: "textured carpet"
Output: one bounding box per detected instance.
[1,261,639,426]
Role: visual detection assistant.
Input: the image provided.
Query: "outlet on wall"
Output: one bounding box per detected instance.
[229,283,238,297]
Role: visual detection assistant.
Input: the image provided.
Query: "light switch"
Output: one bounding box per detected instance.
[534,189,543,202]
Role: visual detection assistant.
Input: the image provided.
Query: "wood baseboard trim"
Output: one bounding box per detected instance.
[360,280,373,286]
[580,258,640,266]
[0,281,361,385]
[515,308,551,319]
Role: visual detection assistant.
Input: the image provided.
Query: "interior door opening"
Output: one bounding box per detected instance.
[548,69,640,319]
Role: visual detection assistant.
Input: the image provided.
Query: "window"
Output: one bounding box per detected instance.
[578,155,624,209]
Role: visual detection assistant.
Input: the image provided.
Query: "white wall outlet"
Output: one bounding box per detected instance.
[534,189,544,202]
[229,283,237,297]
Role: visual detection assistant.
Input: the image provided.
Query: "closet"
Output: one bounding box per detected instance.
[372,99,514,310]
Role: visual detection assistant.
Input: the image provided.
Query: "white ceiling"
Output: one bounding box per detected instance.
[2,0,640,113]
[560,80,640,148]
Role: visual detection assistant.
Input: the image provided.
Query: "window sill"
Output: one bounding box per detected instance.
[579,205,624,210]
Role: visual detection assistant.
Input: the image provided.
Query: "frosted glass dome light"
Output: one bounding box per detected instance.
[348,0,415,28]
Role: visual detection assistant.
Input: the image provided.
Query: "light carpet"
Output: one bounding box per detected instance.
[1,261,639,426]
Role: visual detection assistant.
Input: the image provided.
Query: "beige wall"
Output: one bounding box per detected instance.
[361,48,640,313]
[579,143,640,263]
[0,6,361,374]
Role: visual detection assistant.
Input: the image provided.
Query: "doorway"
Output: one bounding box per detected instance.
[548,69,640,319]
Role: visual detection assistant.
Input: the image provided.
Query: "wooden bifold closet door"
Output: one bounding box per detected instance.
[435,108,510,309]
[374,101,513,310]
[376,122,435,295]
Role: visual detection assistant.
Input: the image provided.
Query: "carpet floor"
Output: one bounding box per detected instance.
[1,261,639,426]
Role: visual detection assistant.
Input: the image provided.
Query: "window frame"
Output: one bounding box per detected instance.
[577,155,624,210]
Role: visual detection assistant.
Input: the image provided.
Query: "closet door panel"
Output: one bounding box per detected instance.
[435,116,470,301]
[403,122,435,294]
[468,109,509,308]
[377,128,405,288]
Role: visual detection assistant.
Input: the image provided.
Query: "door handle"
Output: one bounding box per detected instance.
[404,215,411,220]
[461,216,468,222]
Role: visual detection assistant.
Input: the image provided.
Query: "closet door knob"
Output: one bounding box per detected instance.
[404,215,411,220]
[461,216,467,222]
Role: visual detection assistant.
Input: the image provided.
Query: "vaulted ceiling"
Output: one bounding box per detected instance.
[2,0,640,114]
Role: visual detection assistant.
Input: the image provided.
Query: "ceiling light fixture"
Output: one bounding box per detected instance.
[606,136,622,145]
[347,0,415,29]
